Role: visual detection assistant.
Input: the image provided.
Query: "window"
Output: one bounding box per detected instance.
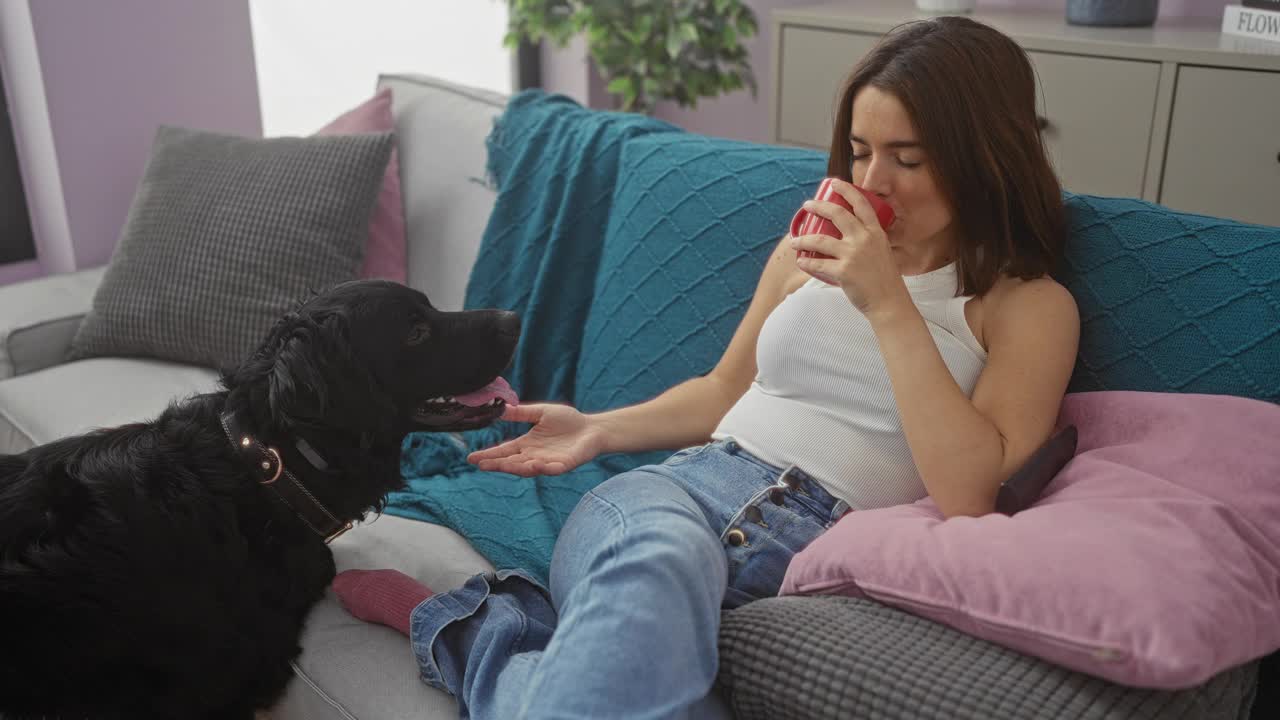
[249,0,512,137]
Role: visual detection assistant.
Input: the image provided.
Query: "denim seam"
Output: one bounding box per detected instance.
[411,585,487,688]
[661,441,717,467]
[717,485,775,543]
[786,491,835,523]
[726,498,803,566]
[574,488,630,601]
[725,446,787,476]
[491,577,533,659]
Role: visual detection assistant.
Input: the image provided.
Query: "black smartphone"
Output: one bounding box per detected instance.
[994,425,1079,515]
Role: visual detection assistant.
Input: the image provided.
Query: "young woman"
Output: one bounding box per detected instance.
[334,16,1080,719]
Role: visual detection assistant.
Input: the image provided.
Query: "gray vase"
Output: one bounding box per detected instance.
[1066,0,1159,27]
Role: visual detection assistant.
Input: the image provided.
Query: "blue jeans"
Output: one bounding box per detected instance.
[409,438,849,719]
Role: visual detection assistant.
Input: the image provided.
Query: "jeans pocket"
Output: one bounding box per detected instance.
[662,443,713,467]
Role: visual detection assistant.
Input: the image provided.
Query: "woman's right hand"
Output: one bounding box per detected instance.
[466,403,606,477]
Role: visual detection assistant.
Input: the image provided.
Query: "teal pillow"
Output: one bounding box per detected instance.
[574,133,828,431]
[1059,194,1280,403]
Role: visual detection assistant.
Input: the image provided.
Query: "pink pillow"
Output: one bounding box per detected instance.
[781,390,1280,689]
[315,88,407,283]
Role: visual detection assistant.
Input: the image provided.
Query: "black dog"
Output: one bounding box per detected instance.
[0,280,520,719]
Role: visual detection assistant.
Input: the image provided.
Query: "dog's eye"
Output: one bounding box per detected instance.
[406,323,431,346]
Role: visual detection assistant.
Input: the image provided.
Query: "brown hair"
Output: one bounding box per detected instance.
[828,16,1065,296]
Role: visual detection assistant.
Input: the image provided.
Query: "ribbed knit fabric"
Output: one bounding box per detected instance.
[713,262,987,510]
[332,569,433,637]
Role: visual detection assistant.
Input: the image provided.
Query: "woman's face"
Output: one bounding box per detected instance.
[849,85,956,263]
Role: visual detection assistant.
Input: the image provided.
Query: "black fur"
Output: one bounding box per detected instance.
[0,280,519,720]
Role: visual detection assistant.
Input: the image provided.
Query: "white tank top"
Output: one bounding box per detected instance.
[711,262,988,510]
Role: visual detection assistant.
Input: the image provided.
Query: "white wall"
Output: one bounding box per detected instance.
[249,0,512,137]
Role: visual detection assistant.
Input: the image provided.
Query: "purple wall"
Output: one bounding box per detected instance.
[633,0,1231,142]
[22,0,261,273]
[0,259,42,285]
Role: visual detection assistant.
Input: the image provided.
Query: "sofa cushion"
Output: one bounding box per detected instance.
[1059,194,1280,403]
[69,126,392,370]
[316,87,408,283]
[0,357,218,454]
[377,74,507,310]
[780,390,1280,690]
[275,514,494,720]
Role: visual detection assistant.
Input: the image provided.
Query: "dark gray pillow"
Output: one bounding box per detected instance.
[69,125,393,369]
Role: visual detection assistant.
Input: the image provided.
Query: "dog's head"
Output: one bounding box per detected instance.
[226,280,520,441]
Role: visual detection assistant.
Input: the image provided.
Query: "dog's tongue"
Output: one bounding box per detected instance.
[455,377,519,407]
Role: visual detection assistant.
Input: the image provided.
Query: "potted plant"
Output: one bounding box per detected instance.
[505,0,759,114]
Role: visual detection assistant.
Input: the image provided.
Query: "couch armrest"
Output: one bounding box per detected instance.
[0,266,106,379]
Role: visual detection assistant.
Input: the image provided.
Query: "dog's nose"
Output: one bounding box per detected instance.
[496,311,521,339]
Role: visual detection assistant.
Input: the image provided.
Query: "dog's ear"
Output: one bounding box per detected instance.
[265,308,370,428]
[226,303,401,436]
[222,310,339,428]
[267,322,332,423]
[268,312,400,436]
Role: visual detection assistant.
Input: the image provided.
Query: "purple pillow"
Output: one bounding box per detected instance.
[316,88,407,283]
[781,390,1280,689]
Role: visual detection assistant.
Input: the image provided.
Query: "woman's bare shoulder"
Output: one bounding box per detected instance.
[985,274,1079,338]
[968,274,1077,351]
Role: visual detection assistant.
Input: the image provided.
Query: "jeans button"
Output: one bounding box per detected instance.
[726,528,747,546]
[743,505,768,528]
[768,488,786,506]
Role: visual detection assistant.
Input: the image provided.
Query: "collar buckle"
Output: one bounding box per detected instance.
[221,411,351,545]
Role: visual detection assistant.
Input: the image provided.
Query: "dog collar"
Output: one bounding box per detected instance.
[219,410,352,544]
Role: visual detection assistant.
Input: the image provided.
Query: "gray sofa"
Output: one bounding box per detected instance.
[0,75,1265,720]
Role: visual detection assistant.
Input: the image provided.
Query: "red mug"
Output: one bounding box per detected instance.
[789,178,895,284]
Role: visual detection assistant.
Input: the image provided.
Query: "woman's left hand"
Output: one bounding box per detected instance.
[789,179,912,319]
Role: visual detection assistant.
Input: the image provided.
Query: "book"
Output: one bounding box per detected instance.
[1222,4,1280,43]
[1242,0,1280,10]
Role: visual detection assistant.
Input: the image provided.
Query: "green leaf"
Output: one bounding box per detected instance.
[607,76,634,95]
[666,30,684,59]
[508,0,757,114]
[720,24,736,47]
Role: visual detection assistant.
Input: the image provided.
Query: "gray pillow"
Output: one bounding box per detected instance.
[69,125,393,370]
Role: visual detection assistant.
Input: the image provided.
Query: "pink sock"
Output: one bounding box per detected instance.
[332,569,433,636]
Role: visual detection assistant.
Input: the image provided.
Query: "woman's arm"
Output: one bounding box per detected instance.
[591,374,746,455]
[866,277,1079,518]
